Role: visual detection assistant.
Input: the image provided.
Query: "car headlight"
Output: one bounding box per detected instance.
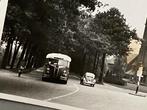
[93,79,96,83]
[83,78,86,81]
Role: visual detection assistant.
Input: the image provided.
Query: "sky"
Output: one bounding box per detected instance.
[99,0,147,38]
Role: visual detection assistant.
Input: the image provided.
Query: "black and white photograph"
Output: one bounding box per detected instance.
[0,0,147,110]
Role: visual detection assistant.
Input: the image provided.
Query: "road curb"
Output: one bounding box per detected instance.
[0,93,86,110]
[129,92,146,97]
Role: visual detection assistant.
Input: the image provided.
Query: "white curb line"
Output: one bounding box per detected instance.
[46,84,79,101]
[0,93,85,110]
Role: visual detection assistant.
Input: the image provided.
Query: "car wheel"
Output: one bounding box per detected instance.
[91,84,94,87]
[80,80,83,85]
[80,79,83,85]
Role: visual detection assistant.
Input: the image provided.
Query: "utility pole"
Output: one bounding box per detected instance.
[135,65,143,94]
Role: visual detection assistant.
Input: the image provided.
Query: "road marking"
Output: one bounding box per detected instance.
[46,84,79,101]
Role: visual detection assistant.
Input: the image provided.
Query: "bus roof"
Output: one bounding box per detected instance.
[46,53,71,62]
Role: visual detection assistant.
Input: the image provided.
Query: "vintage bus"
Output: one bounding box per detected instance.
[42,53,71,84]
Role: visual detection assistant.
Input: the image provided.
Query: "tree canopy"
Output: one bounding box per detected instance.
[1,1,137,84]
[89,8,136,56]
[1,0,101,69]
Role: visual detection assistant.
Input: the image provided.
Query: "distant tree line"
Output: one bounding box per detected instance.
[1,0,137,83]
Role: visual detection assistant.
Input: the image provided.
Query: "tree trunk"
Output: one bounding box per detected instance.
[31,48,39,68]
[29,56,34,68]
[24,43,32,63]
[10,41,21,69]
[87,54,91,72]
[26,51,32,69]
[95,53,100,79]
[16,40,28,68]
[81,48,87,74]
[98,53,106,84]
[93,51,98,73]
[7,42,13,66]
[1,37,13,68]
[95,52,100,73]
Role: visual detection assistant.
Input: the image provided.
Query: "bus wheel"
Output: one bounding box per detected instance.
[62,80,67,84]
[42,77,46,81]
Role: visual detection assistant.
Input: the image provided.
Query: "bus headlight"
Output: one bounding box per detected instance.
[46,68,50,71]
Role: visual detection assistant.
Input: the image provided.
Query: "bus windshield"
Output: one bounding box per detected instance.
[58,60,68,67]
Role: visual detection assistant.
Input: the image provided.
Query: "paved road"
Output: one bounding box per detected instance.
[0,70,77,100]
[0,69,147,110]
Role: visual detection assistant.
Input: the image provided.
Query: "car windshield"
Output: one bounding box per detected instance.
[87,76,94,78]
[85,73,95,79]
